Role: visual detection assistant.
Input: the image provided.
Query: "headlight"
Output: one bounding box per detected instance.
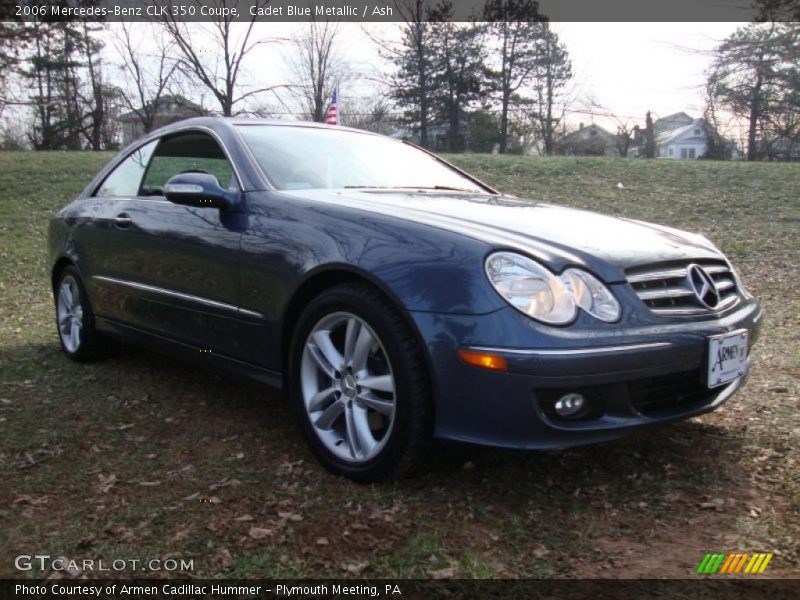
[485,252,620,324]
[560,268,621,322]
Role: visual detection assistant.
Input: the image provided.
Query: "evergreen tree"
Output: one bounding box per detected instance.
[430,22,488,151]
[389,0,452,148]
[483,0,546,153]
[529,24,572,156]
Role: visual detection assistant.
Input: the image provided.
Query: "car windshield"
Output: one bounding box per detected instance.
[236,125,488,193]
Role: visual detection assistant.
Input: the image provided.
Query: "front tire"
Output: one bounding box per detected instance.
[54,266,107,362]
[289,283,432,482]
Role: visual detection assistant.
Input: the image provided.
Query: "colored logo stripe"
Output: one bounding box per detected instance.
[697,553,725,574]
[697,552,773,574]
[745,553,773,574]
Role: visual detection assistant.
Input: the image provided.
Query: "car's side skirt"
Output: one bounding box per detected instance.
[95,316,284,389]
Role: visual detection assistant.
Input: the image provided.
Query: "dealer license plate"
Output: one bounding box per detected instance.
[707,330,748,388]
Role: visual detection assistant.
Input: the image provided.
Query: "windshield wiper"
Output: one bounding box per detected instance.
[395,185,479,193]
[343,185,479,193]
[343,185,393,189]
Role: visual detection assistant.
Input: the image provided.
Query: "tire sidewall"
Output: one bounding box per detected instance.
[289,287,419,481]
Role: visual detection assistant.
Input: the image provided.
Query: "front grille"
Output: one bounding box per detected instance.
[628,369,715,417]
[627,260,739,316]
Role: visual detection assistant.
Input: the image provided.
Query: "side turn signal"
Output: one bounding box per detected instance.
[457,349,508,372]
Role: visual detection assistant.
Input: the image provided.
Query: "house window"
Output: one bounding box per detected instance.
[668,147,674,156]
[680,148,696,159]
[694,128,701,136]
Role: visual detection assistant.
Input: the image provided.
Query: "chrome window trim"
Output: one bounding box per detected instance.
[152,125,245,191]
[91,138,160,199]
[93,275,265,321]
[91,125,245,198]
[465,342,672,357]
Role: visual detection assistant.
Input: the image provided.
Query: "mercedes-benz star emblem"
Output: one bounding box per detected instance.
[687,264,720,309]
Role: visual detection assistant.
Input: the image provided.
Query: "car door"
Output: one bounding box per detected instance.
[95,130,246,359]
[78,140,159,317]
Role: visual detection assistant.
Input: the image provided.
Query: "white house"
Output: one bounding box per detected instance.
[653,112,738,160]
[656,118,707,159]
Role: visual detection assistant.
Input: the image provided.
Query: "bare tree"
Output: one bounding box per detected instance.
[0,22,32,120]
[160,0,284,116]
[287,20,350,122]
[341,96,395,134]
[588,100,636,157]
[79,21,110,151]
[113,23,181,136]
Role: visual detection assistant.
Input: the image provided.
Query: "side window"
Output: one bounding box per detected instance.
[141,132,236,196]
[95,140,158,197]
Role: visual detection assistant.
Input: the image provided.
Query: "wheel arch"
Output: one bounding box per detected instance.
[279,264,437,400]
[51,256,77,293]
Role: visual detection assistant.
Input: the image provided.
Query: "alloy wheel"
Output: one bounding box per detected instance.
[57,275,83,354]
[300,312,397,464]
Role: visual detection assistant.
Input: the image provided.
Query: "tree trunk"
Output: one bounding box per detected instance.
[415,27,428,148]
[498,28,509,154]
[499,90,509,153]
[544,63,554,155]
[747,68,763,161]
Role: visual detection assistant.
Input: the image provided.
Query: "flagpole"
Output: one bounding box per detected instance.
[336,83,341,126]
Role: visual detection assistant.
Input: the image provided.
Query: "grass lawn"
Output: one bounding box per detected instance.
[0,151,798,578]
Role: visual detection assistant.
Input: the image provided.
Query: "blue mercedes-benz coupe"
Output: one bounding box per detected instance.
[49,118,762,481]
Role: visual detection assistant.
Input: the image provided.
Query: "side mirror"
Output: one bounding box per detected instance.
[163,172,237,210]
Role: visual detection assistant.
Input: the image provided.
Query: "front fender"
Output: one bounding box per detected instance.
[241,191,506,318]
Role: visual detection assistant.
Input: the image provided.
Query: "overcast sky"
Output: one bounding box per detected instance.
[552,22,741,127]
[101,21,743,132]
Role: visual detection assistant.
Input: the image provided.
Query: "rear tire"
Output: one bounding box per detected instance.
[54,266,110,362]
[289,283,433,483]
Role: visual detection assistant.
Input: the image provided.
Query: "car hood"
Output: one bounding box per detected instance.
[280,189,723,283]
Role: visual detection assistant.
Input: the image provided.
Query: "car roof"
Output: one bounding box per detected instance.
[91,116,496,197]
[157,116,380,137]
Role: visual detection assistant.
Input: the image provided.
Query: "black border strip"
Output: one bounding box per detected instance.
[2,0,797,23]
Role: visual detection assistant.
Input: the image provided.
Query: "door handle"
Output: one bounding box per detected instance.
[114,213,132,228]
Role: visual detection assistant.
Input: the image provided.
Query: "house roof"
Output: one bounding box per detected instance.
[119,95,207,122]
[656,111,692,123]
[656,118,706,146]
[560,123,614,141]
[654,111,694,133]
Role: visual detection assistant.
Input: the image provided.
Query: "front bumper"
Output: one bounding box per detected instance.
[411,297,762,450]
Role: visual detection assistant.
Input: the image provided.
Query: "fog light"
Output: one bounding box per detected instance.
[554,393,585,417]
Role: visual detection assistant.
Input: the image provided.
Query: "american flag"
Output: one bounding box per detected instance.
[324,87,339,125]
